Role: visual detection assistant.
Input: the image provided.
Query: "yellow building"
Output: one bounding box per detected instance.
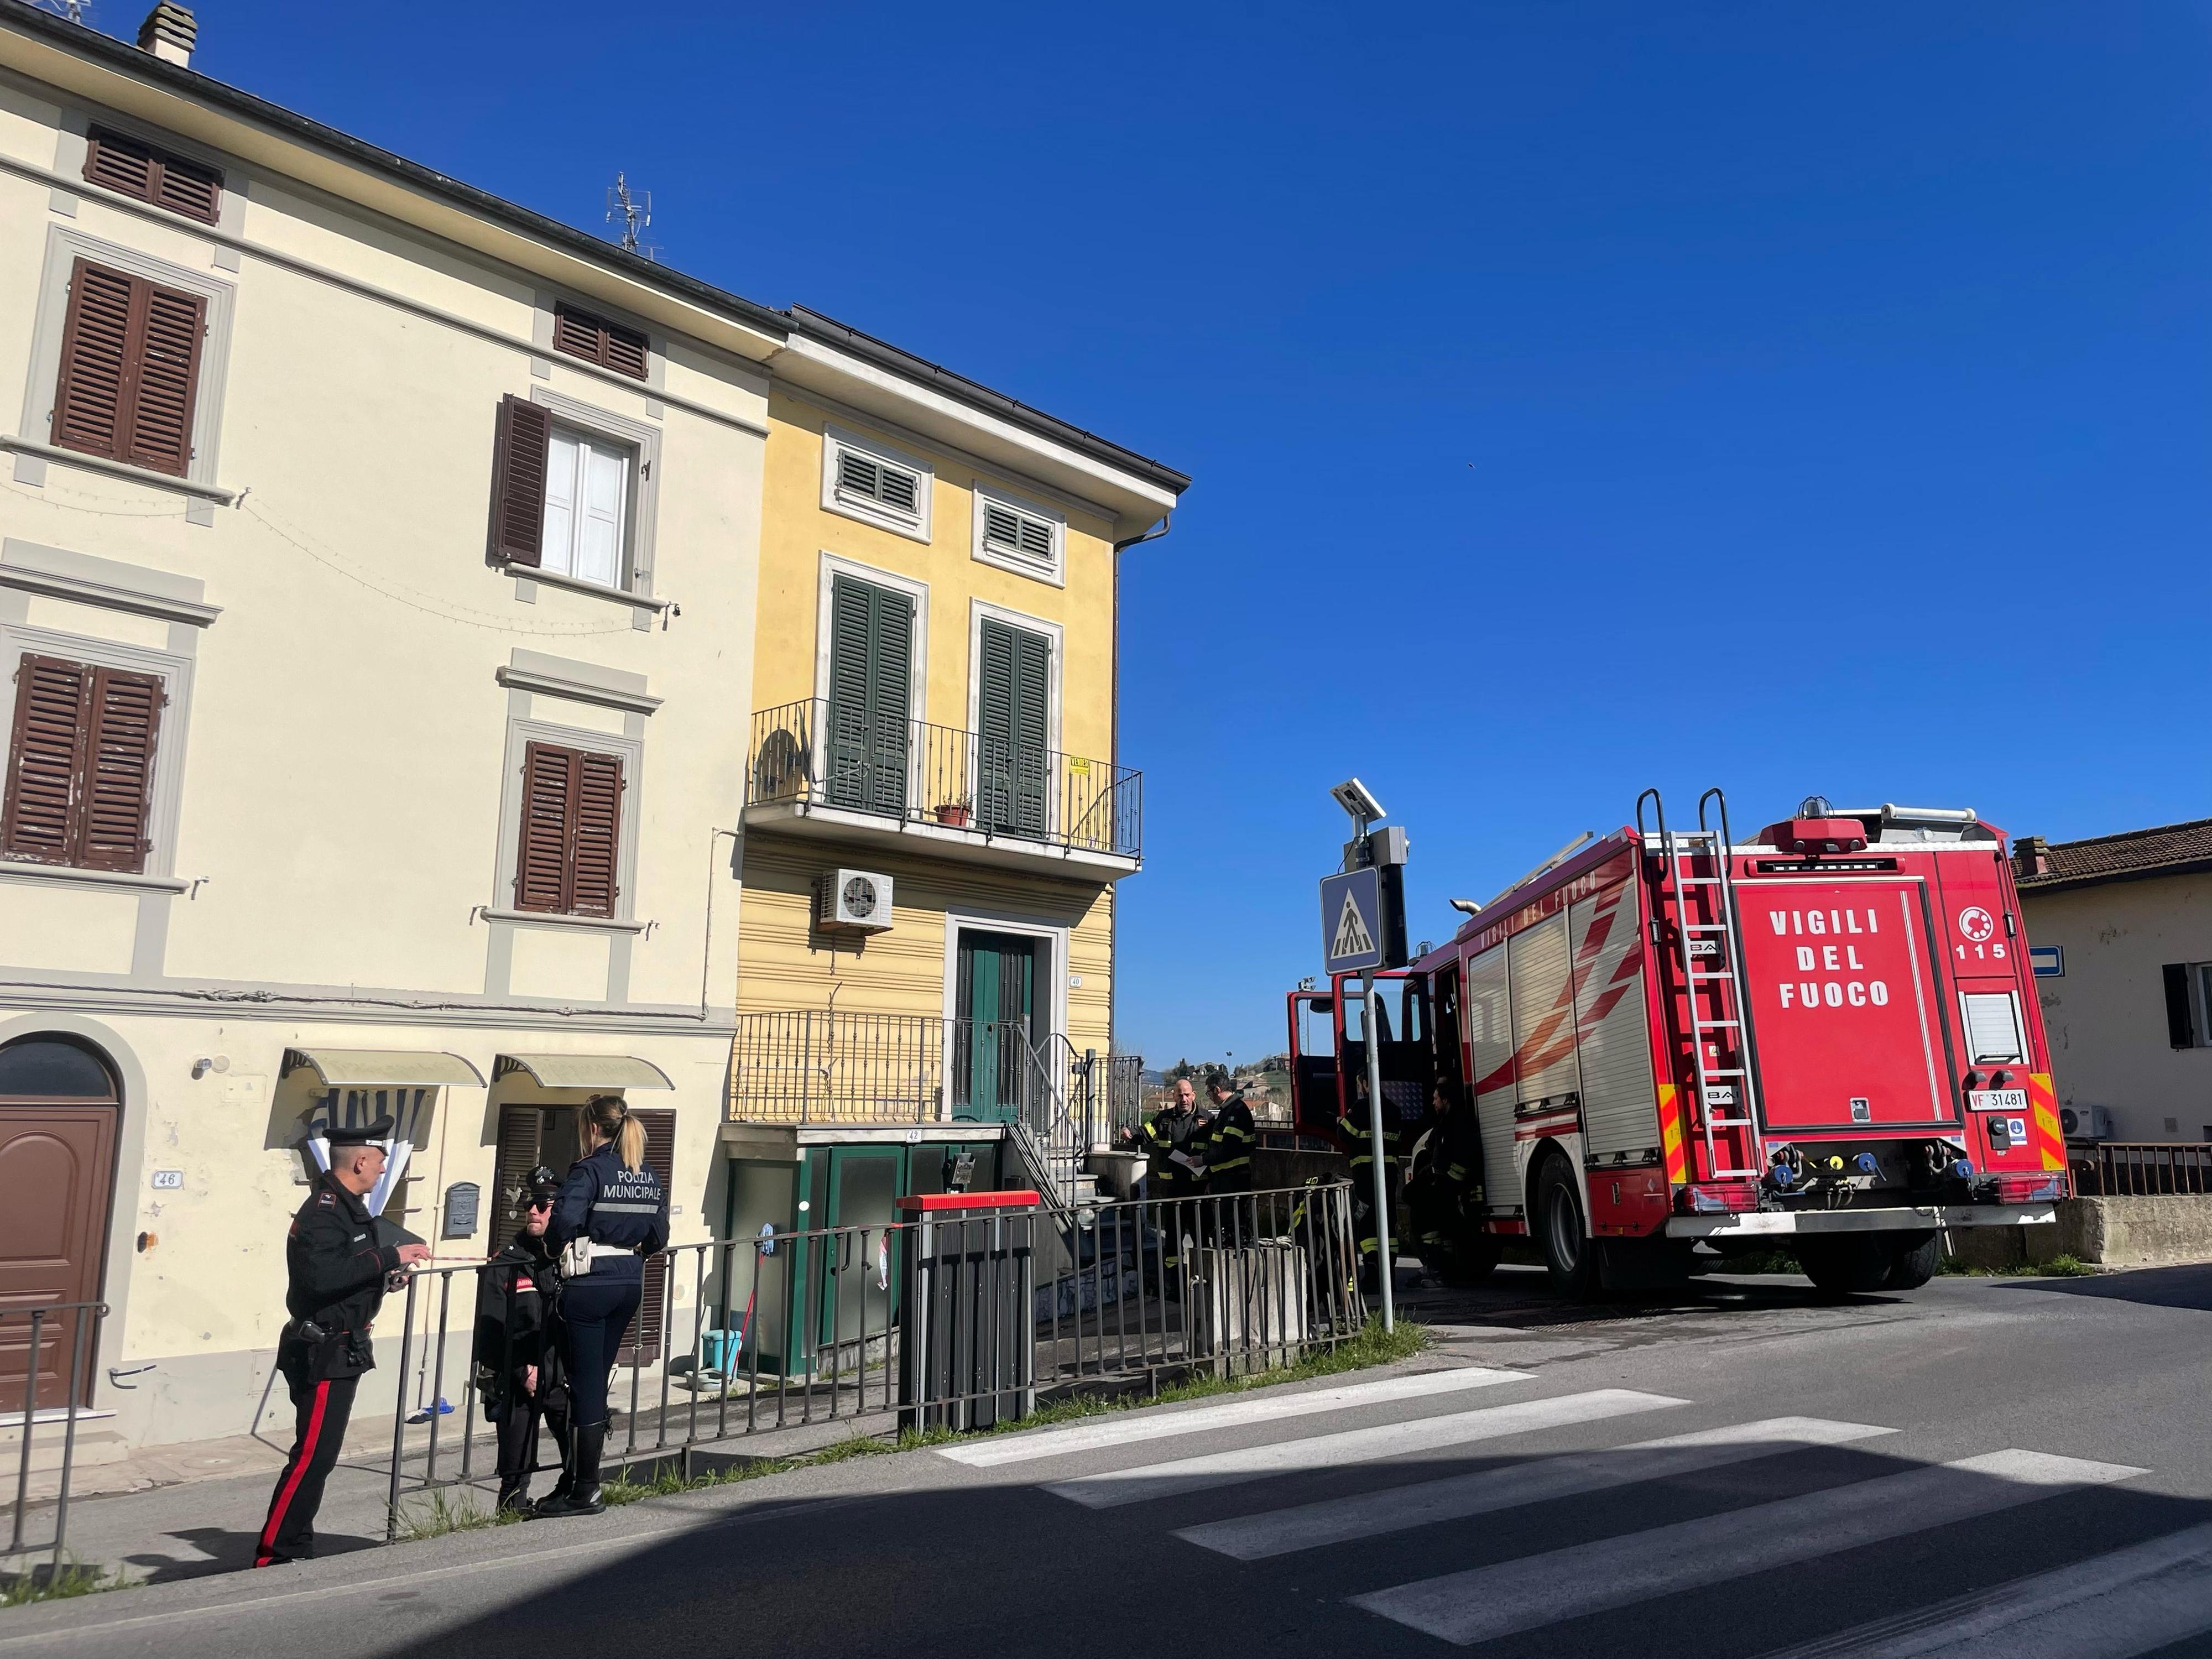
[723,323,1185,1283]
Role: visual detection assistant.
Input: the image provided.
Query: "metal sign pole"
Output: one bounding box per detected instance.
[1360,968,1394,1333]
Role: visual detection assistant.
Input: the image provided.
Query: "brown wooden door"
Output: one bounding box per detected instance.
[0,1105,117,1411]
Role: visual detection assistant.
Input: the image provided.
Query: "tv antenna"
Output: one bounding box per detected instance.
[37,0,90,20]
[606,172,657,261]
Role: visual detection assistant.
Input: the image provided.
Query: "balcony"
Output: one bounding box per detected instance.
[743,699,1141,879]
[727,1010,1146,1145]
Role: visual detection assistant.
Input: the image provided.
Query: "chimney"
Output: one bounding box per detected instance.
[2014,835,2052,879]
[135,2,196,67]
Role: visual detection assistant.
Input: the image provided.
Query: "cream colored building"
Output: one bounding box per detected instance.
[2016,820,2212,1144]
[0,2,1186,1448]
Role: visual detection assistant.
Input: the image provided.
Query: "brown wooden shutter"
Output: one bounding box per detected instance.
[488,394,551,567]
[50,261,135,463]
[83,130,156,201]
[617,1107,676,1365]
[126,285,205,476]
[153,153,221,223]
[84,129,222,224]
[569,750,623,917]
[1,655,91,864]
[0,656,159,873]
[602,322,648,380]
[77,667,161,873]
[514,742,575,912]
[50,259,205,478]
[552,304,648,380]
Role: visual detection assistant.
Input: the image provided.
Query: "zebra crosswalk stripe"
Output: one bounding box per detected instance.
[1177,1415,1896,1560]
[1755,1519,2212,1659]
[1044,1388,1687,1510]
[1352,1449,2146,1647]
[936,1365,1531,1468]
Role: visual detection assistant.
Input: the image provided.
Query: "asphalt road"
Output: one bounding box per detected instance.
[7,1261,2212,1659]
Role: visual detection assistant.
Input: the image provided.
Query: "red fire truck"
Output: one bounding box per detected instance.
[1285,789,2068,1298]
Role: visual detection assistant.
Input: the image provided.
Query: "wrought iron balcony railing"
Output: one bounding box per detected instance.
[746,698,1141,862]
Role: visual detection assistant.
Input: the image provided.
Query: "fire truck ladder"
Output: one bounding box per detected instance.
[1637,787,1766,1182]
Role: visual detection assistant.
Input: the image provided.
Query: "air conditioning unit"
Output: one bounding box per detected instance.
[2058,1103,2114,1142]
[816,869,894,933]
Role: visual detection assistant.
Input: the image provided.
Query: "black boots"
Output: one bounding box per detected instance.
[530,1421,604,1518]
[495,1475,531,1516]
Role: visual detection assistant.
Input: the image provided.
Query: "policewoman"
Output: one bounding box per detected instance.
[472,1164,570,1515]
[255,1117,430,1567]
[544,1095,668,1515]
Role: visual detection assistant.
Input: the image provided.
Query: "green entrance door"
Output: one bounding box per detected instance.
[817,1147,901,1366]
[954,930,1038,1123]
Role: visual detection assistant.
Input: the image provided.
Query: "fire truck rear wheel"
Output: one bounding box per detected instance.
[1535,1156,1603,1301]
[1793,1234,1893,1297]
[1881,1230,1941,1290]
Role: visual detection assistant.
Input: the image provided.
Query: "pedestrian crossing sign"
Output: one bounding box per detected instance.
[1321,867,1385,974]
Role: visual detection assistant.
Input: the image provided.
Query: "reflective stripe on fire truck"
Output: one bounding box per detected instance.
[2029,1071,2064,1171]
[1658,1083,1688,1185]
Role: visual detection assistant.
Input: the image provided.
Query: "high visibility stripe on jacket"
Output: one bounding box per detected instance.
[1206,1102,1256,1172]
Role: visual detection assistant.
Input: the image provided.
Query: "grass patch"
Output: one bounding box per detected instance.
[393,1486,537,1540]
[1939,1252,2098,1279]
[0,1559,121,1609]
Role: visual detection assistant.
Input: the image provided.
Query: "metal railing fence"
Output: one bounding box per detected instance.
[2069,1141,2212,1196]
[2,1300,106,1575]
[378,1184,1359,1538]
[747,698,1142,860]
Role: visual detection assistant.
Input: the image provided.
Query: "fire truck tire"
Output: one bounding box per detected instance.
[1534,1156,1603,1301]
[1881,1230,1942,1290]
[1793,1235,1893,1297]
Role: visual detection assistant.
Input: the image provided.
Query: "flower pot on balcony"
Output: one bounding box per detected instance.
[934,804,972,828]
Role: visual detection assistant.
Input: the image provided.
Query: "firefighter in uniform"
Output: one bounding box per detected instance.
[473,1165,570,1515]
[1338,1071,1406,1291]
[1204,1074,1258,1244]
[255,1117,430,1567]
[1138,1076,1209,1281]
[1414,1081,1486,1273]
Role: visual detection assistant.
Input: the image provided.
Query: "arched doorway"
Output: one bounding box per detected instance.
[0,1034,121,1411]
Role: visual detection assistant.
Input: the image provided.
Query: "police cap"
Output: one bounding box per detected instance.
[325,1116,395,1146]
[525,1164,561,1204]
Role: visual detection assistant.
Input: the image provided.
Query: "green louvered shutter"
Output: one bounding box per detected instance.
[826,575,911,816]
[978,619,1050,838]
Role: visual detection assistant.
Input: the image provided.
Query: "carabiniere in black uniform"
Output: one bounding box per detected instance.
[254,1115,414,1567]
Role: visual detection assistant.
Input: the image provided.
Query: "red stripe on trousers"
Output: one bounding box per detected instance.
[255,1380,329,1566]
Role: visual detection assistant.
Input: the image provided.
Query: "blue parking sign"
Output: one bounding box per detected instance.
[1321,867,1384,975]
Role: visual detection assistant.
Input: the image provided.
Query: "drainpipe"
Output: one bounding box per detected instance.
[1107,513,1172,1060]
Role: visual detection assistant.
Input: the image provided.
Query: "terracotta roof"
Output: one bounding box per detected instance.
[2016,817,2212,892]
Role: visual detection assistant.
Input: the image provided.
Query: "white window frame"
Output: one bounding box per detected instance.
[526,389,660,604]
[971,482,1066,587]
[822,424,932,544]
[2192,963,2212,1050]
[540,425,632,589]
[965,599,1063,758]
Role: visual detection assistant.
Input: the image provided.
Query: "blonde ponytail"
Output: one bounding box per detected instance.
[580,1094,646,1172]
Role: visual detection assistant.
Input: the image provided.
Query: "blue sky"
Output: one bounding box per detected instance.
[171,0,2210,1066]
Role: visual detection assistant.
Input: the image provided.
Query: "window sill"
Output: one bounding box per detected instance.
[480,906,650,935]
[0,859,189,895]
[1,435,236,504]
[496,560,667,613]
[972,544,1066,588]
[826,490,931,545]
